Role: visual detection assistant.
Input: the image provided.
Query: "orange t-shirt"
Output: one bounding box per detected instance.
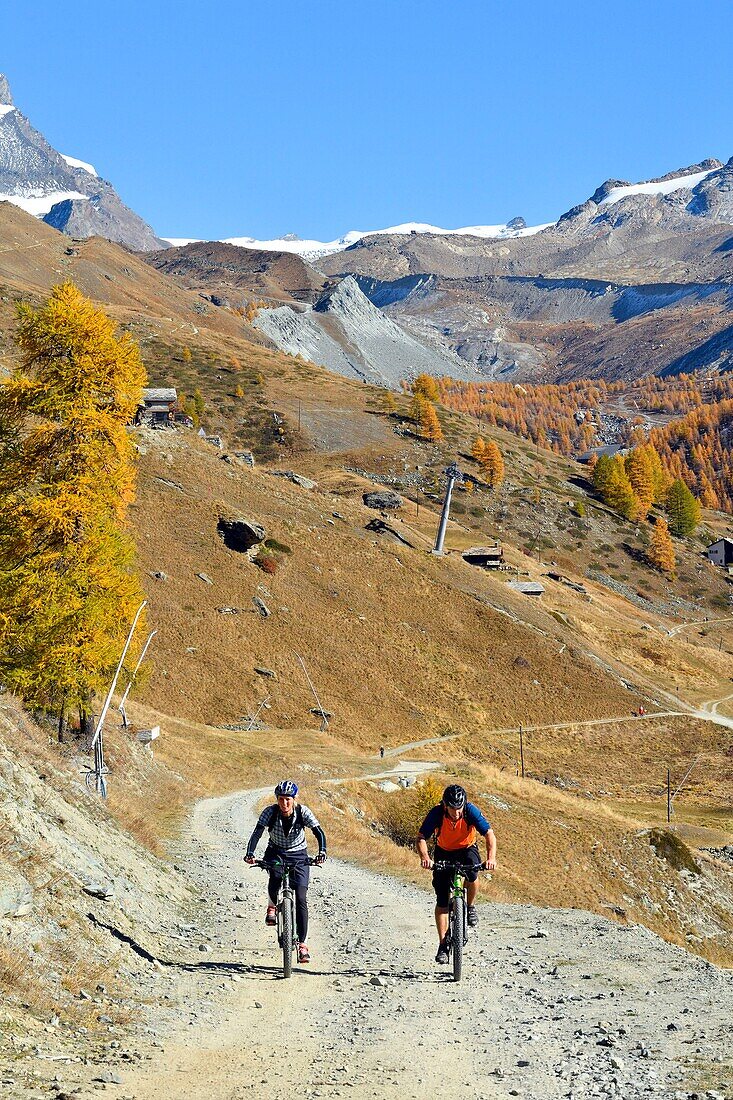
[435,813,477,850]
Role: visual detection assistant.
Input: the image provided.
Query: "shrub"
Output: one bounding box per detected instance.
[572,501,585,518]
[255,554,278,575]
[379,776,445,848]
[264,538,292,555]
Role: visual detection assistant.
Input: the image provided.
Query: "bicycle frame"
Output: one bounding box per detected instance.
[433,859,473,981]
[252,856,320,977]
[276,865,296,953]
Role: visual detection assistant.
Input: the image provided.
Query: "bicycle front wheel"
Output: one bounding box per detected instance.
[281,898,293,979]
[452,897,464,983]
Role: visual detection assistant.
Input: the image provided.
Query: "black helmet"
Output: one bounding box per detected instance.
[442,784,467,809]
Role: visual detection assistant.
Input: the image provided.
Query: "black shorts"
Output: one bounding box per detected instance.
[432,844,482,908]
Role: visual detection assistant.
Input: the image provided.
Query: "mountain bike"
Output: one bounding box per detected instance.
[432,859,475,982]
[253,857,320,978]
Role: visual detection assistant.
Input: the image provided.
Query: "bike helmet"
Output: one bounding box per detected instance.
[275,779,299,798]
[442,784,467,809]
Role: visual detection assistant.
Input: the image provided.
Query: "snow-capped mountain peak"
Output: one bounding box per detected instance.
[164,219,552,263]
[60,153,98,177]
[0,72,162,250]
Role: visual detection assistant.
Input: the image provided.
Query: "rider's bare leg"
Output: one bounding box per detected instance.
[435,905,449,941]
[466,879,478,906]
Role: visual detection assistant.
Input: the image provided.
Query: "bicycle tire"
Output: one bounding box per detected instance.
[281,897,293,979]
[452,897,464,983]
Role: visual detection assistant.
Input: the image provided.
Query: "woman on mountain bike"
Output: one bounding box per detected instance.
[245,780,326,964]
[416,784,497,964]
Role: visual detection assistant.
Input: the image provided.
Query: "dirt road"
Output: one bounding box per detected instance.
[116,784,733,1100]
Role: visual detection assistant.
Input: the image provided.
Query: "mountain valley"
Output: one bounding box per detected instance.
[1,66,733,1100]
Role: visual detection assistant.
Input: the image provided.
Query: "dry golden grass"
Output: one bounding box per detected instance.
[308,766,733,967]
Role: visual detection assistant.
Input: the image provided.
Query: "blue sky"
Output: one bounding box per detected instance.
[4,0,732,241]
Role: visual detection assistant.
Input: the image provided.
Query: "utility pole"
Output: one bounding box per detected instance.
[294,651,329,731]
[297,399,302,433]
[119,629,157,728]
[666,755,704,824]
[90,600,147,798]
[519,724,525,778]
[433,462,462,556]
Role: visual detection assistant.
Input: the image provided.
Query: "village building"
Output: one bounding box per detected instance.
[706,537,733,572]
[508,580,545,597]
[461,545,504,569]
[138,387,178,426]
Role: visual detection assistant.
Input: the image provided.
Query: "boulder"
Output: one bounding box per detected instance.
[363,490,403,511]
[217,517,265,552]
[270,470,317,490]
[234,451,256,468]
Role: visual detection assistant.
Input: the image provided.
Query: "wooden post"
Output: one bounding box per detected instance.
[667,768,671,824]
[520,724,525,778]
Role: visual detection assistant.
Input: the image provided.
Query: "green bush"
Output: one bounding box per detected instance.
[264,538,292,555]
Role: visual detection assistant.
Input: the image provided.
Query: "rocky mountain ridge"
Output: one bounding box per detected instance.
[252,274,474,385]
[0,74,163,251]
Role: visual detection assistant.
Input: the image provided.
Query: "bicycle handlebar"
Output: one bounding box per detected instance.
[250,856,323,870]
[432,860,486,872]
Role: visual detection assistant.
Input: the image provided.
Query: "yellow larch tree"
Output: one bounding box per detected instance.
[411,373,439,402]
[480,439,505,488]
[420,400,444,442]
[0,282,147,733]
[647,516,676,576]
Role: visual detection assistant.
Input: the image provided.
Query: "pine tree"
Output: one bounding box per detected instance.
[481,440,505,488]
[666,478,701,536]
[648,516,676,576]
[0,282,147,728]
[471,436,486,464]
[182,345,192,362]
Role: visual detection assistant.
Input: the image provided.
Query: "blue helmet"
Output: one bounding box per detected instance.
[275,780,298,798]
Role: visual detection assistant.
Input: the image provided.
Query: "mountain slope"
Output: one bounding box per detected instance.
[145,240,329,304]
[0,73,163,250]
[307,159,733,383]
[252,274,475,385]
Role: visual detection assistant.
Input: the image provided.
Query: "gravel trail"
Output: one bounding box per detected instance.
[120,787,733,1100]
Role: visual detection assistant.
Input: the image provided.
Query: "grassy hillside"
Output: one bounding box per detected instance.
[1,200,732,977]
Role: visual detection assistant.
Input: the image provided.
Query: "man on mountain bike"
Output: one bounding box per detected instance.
[416,784,497,965]
[245,780,326,964]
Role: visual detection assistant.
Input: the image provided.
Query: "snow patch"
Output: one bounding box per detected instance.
[0,190,89,217]
[163,219,552,262]
[599,170,716,206]
[61,153,98,176]
[0,105,15,119]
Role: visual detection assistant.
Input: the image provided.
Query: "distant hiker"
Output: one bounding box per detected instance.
[245,780,326,964]
[380,745,385,759]
[416,784,497,965]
